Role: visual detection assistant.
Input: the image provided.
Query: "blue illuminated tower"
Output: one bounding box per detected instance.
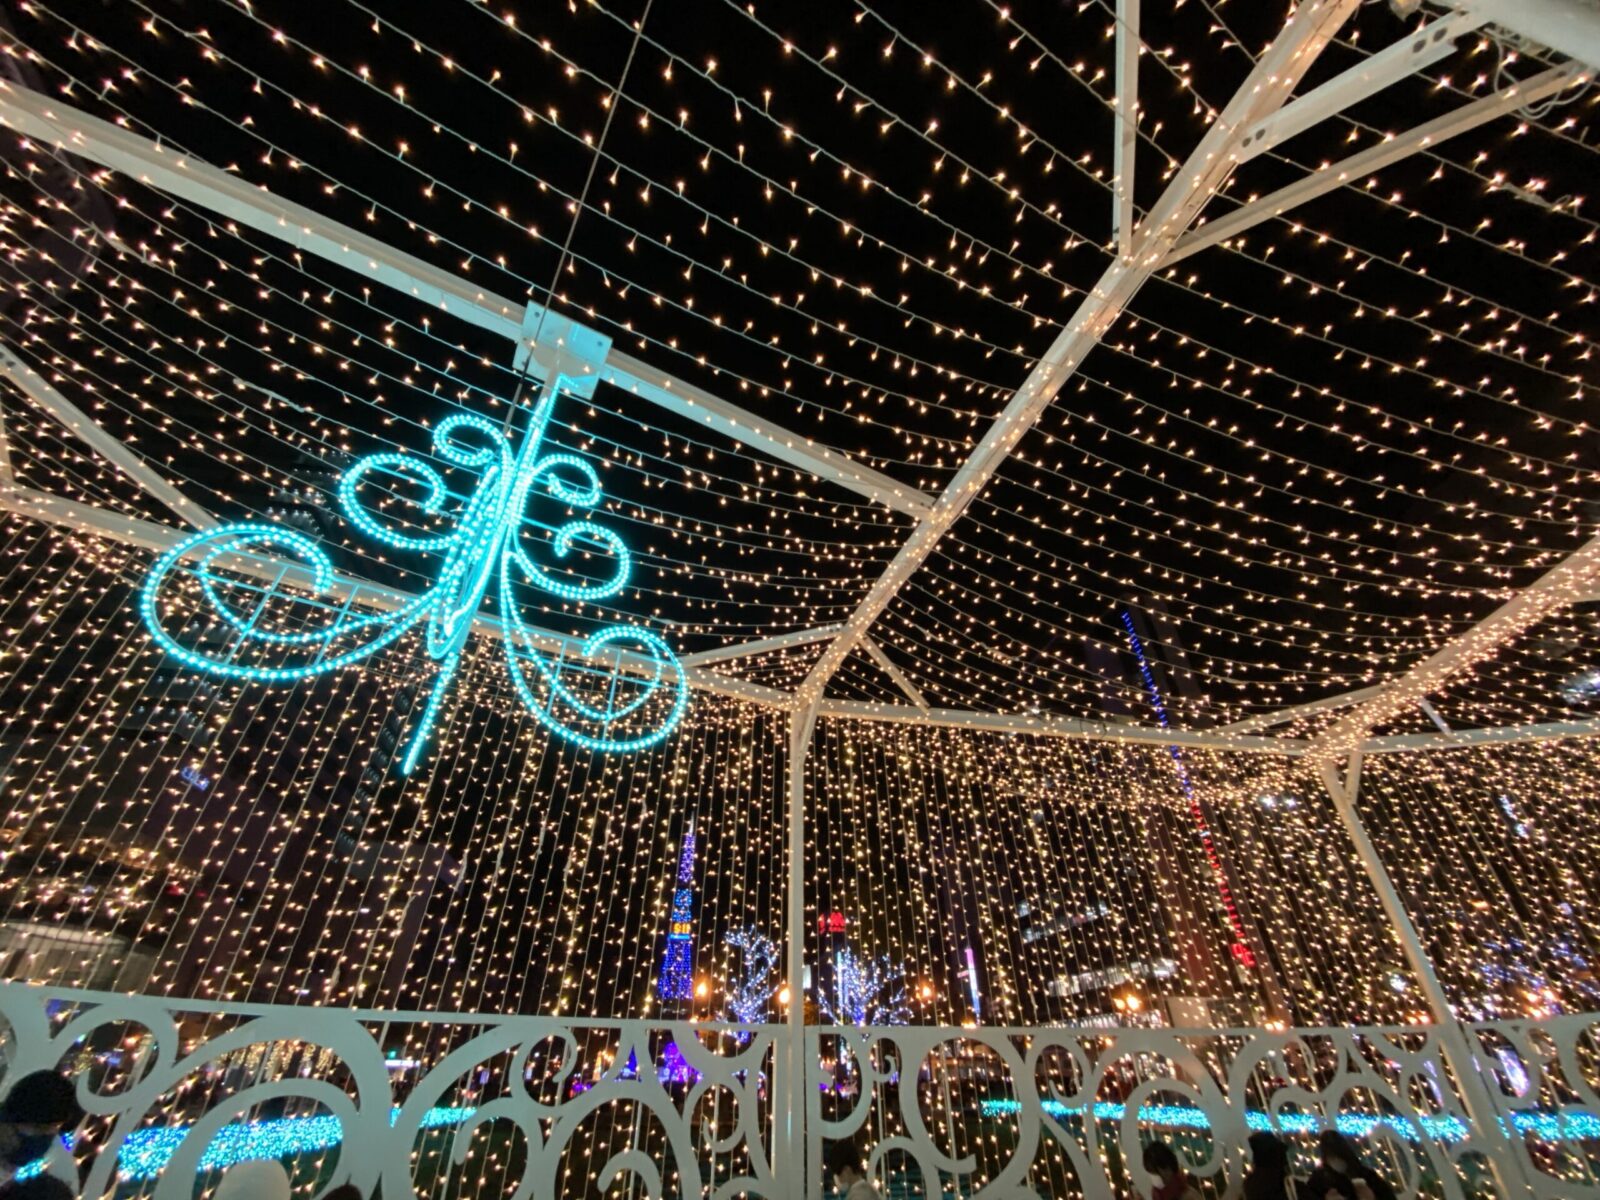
[658,821,697,1008]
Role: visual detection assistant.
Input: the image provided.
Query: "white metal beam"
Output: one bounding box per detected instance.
[680,624,842,668]
[1457,0,1600,72]
[16,485,1581,759]
[595,356,931,519]
[1215,684,1386,734]
[1164,63,1585,267]
[816,698,1307,754]
[1361,717,1600,753]
[1417,698,1452,733]
[0,484,794,711]
[1235,8,1490,163]
[0,82,933,520]
[0,401,12,486]
[1308,531,1600,761]
[861,636,929,710]
[0,341,216,530]
[797,0,1361,705]
[1112,0,1141,256]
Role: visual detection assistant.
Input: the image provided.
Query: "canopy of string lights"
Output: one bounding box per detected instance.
[0,0,1598,1039]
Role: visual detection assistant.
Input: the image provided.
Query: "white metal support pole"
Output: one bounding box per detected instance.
[779,701,819,1200]
[0,402,12,487]
[1112,0,1140,256]
[1320,756,1526,1197]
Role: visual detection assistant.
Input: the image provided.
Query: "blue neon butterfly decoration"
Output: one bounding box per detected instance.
[139,375,688,775]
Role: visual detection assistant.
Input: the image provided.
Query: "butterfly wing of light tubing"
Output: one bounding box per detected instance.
[138,373,689,778]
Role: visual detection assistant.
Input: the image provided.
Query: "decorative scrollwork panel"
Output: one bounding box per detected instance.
[0,982,775,1200]
[808,1022,1514,1200]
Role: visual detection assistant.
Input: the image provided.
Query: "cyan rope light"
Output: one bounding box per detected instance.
[19,1100,1597,1185]
[139,377,688,776]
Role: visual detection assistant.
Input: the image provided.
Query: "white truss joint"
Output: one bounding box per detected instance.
[1454,0,1600,73]
[1166,63,1586,267]
[797,0,1361,705]
[1235,8,1490,163]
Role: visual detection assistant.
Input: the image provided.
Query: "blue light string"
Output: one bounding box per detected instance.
[1119,610,1187,786]
[16,1106,472,1184]
[19,1098,1598,1184]
[977,1099,1600,1144]
[139,376,688,775]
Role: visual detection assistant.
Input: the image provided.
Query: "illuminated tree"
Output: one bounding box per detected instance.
[819,948,910,1030]
[722,927,779,1027]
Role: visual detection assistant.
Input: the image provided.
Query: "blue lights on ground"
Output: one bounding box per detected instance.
[16,1107,474,1184]
[139,376,687,777]
[15,1089,1598,1188]
[977,1099,1600,1143]
[21,1098,1600,1185]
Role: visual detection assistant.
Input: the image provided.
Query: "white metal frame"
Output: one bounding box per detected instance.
[0,84,934,523]
[2,9,1598,1197]
[2,1,1595,752]
[0,341,217,530]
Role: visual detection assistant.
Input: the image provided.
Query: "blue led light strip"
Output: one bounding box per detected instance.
[15,1106,472,1184]
[977,1099,1600,1144]
[19,1098,1599,1185]
[139,376,688,774]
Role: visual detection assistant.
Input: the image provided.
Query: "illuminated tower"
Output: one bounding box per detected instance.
[658,821,697,1009]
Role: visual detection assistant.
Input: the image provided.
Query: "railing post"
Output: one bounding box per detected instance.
[778,703,819,1200]
[1320,754,1528,1199]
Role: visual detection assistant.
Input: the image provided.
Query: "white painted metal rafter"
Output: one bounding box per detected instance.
[816,698,1304,753]
[1233,8,1490,164]
[0,341,217,530]
[1307,532,1600,761]
[1112,0,1140,256]
[1214,684,1386,734]
[797,0,1363,706]
[0,83,934,521]
[861,637,929,711]
[1361,717,1600,753]
[1164,62,1585,268]
[679,625,843,668]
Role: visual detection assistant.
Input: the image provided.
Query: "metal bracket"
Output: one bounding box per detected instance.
[513,302,612,398]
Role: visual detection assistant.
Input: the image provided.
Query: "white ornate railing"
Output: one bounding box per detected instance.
[806,1021,1600,1200]
[0,983,777,1200]
[1466,1016,1600,1200]
[4,983,1599,1200]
